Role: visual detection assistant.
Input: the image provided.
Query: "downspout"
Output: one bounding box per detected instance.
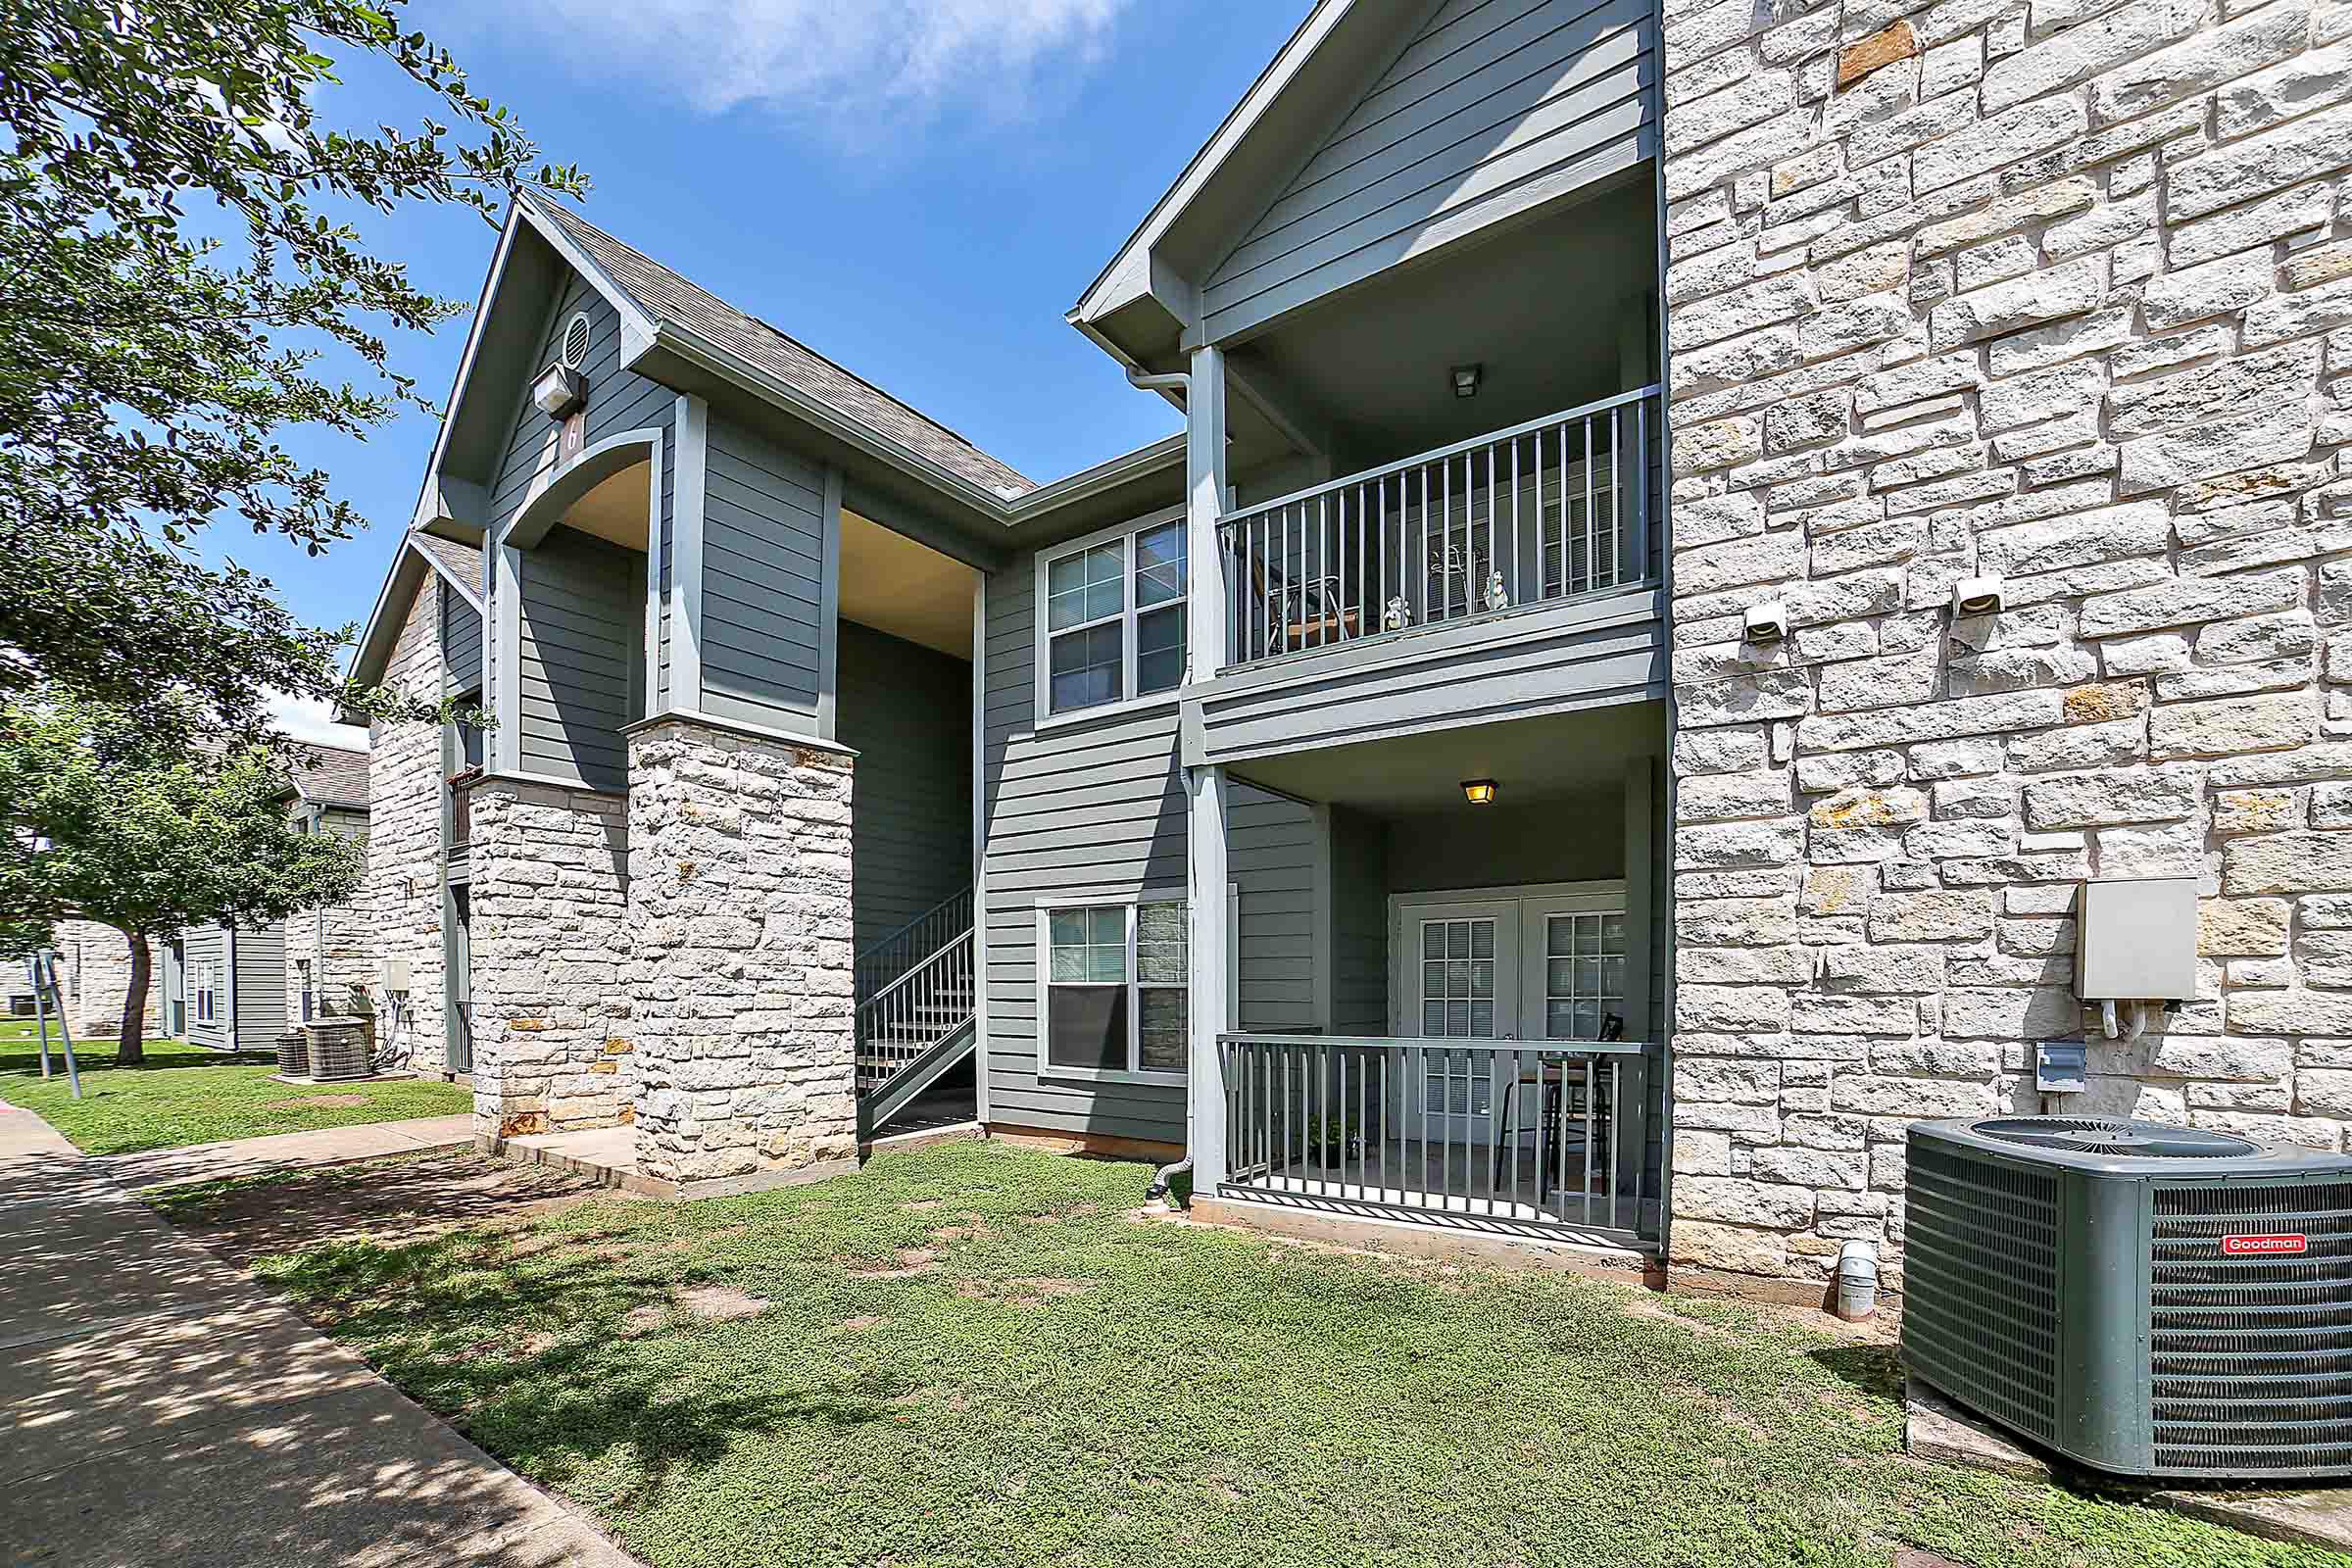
[1129,365,1195,1208]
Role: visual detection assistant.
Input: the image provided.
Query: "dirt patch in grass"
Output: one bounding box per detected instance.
[836,1315,884,1332]
[849,1248,941,1279]
[619,1304,666,1337]
[265,1094,371,1109]
[676,1284,768,1322]
[955,1275,1090,1307]
[928,1217,992,1243]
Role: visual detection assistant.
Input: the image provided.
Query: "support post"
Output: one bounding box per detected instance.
[1185,343,1233,1194]
[1190,762,1231,1194]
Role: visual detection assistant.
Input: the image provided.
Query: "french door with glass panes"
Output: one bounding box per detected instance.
[1395,900,1521,1144]
[1392,885,1629,1146]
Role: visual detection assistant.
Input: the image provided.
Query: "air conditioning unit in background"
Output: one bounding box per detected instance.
[1904,1115,2352,1481]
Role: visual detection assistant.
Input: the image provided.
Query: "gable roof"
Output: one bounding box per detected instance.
[528,198,1036,501]
[1071,0,1420,363]
[286,744,369,810]
[342,531,486,717]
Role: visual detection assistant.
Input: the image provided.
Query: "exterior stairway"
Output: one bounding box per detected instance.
[854,887,976,1133]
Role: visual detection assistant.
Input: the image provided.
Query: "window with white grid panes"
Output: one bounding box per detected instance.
[1544,909,1627,1042]
[1419,917,1497,1038]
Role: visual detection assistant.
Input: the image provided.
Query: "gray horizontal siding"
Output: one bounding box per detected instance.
[838,621,973,955]
[1202,0,1656,344]
[180,924,228,1050]
[1192,583,1666,767]
[482,260,673,735]
[440,578,484,699]
[517,524,642,792]
[980,553,1311,1144]
[233,922,286,1050]
[698,412,827,730]
[1328,806,1389,1036]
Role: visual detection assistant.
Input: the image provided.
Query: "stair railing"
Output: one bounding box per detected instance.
[855,885,974,1005]
[855,926,975,1097]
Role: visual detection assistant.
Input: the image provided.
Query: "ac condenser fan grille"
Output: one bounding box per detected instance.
[1974,1116,2259,1159]
[2151,1181,2352,1475]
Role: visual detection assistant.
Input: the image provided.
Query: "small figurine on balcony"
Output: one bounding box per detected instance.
[1485,569,1510,612]
[1383,596,1414,631]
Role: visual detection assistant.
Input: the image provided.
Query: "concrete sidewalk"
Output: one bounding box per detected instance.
[95,1112,476,1192]
[0,1102,641,1567]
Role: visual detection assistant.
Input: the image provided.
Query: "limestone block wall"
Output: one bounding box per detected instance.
[468,776,632,1136]
[54,918,153,1037]
[628,715,858,1187]
[1659,0,2352,1283]
[366,575,450,1074]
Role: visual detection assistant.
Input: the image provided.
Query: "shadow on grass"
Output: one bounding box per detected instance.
[265,1226,912,1510]
[1809,1342,1904,1402]
[0,1043,271,1076]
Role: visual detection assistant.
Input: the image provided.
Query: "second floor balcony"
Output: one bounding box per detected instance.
[1219,386,1659,670]
[1188,386,1666,770]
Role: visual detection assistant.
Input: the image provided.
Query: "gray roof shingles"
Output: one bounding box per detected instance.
[411,531,483,602]
[289,744,369,810]
[532,199,1036,502]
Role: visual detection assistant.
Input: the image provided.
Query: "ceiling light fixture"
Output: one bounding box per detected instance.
[1461,778,1498,807]
[1451,364,1483,398]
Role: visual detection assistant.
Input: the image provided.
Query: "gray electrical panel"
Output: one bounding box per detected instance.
[2076,876,2198,1001]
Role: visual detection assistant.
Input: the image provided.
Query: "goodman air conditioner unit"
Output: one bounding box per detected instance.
[1903,1116,2352,1481]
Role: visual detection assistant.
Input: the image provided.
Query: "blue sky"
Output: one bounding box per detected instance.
[242,1,1304,742]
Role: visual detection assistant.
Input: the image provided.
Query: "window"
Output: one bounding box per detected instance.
[1040,898,1188,1078]
[1040,514,1187,715]
[196,964,216,1023]
[1544,909,1627,1042]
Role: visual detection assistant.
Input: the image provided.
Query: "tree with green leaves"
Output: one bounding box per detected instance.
[0,700,367,1062]
[0,1,584,744]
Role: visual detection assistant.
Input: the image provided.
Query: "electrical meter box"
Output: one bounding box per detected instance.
[379,955,413,995]
[2076,877,2198,1002]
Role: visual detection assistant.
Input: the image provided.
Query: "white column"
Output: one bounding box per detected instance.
[1186,342,1232,1192]
[1185,343,1228,684]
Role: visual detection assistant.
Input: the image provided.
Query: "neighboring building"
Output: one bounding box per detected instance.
[51,918,159,1038]
[280,744,373,1026]
[345,530,485,1081]
[350,0,2352,1286]
[158,743,371,1053]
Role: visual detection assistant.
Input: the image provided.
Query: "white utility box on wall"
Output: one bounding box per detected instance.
[2075,877,2199,1002]
[379,955,413,995]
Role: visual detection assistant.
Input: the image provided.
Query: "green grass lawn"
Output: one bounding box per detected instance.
[0,1024,470,1155]
[228,1141,2342,1568]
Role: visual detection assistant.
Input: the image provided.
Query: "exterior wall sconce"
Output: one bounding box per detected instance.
[532,363,587,420]
[1460,778,1498,806]
[1451,364,1483,398]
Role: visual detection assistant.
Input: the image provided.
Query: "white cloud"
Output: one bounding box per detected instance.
[265,691,370,753]
[488,0,1132,130]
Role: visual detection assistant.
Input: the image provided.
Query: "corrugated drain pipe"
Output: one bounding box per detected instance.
[1131,364,1192,1208]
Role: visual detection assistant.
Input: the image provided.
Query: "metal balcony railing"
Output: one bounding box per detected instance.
[1219,1034,1655,1241]
[1216,387,1660,669]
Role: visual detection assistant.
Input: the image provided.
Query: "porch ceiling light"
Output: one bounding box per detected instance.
[1451,363,1483,398]
[1460,778,1498,807]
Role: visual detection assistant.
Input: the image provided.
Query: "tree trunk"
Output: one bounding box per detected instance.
[117,928,150,1066]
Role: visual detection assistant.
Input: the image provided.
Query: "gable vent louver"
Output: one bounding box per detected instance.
[560,312,592,369]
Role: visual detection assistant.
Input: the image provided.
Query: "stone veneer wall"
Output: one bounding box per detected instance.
[1659,0,2352,1283]
[628,715,858,1187]
[54,918,154,1037]
[467,776,633,1136]
[366,573,450,1074]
